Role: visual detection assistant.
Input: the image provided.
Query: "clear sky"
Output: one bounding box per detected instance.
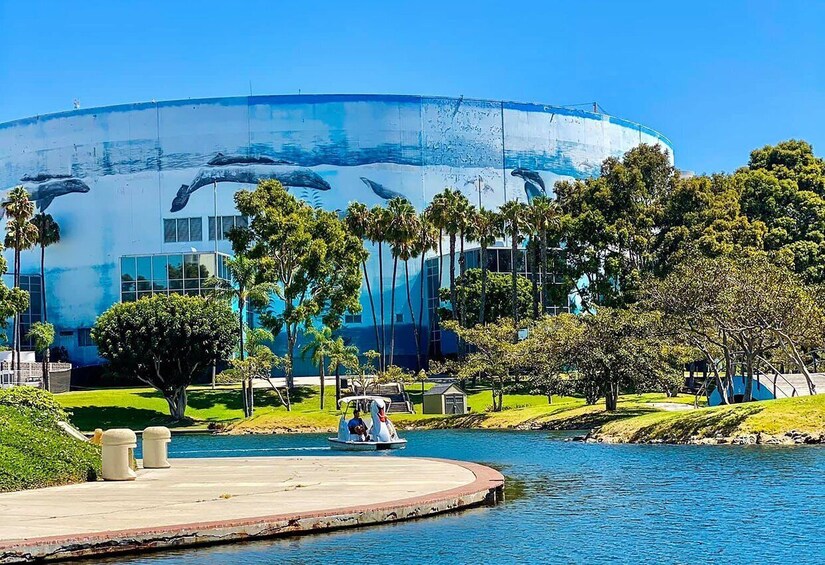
[1,0,823,174]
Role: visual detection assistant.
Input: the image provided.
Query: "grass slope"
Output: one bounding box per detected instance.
[596,394,825,443]
[0,390,101,492]
[57,384,700,434]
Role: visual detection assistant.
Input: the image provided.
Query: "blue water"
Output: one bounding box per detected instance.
[112,431,825,564]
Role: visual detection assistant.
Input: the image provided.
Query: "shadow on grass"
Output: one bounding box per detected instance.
[67,406,195,431]
[546,407,659,430]
[134,386,318,412]
[628,403,766,442]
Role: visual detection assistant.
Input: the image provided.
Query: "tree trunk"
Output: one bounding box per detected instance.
[378,242,385,370]
[335,366,341,403]
[248,379,254,416]
[165,387,188,420]
[510,226,518,325]
[457,231,466,360]
[362,259,381,361]
[531,240,539,319]
[540,227,548,315]
[319,361,325,409]
[448,234,457,320]
[417,250,427,366]
[42,355,49,392]
[405,261,421,371]
[744,353,755,402]
[480,244,488,325]
[238,299,246,361]
[285,330,296,410]
[389,255,398,366]
[605,382,619,412]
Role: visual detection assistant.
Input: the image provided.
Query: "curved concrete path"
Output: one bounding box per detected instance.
[0,456,503,563]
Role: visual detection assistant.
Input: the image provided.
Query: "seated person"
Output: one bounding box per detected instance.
[347,409,367,441]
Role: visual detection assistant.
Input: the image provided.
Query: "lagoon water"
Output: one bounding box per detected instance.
[115,431,825,564]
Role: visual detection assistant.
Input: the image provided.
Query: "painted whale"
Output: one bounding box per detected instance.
[1,174,91,217]
[511,168,546,203]
[171,154,331,212]
[360,177,407,201]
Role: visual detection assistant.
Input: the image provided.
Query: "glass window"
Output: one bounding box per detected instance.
[163,219,177,243]
[222,216,234,239]
[152,255,167,280]
[122,281,136,292]
[497,249,511,273]
[137,280,152,291]
[184,279,199,290]
[236,216,248,229]
[199,255,215,279]
[176,218,190,242]
[121,256,136,282]
[137,291,152,300]
[189,217,203,241]
[122,292,136,302]
[167,255,183,279]
[184,254,199,279]
[77,328,93,347]
[152,279,167,291]
[208,216,217,241]
[136,256,152,281]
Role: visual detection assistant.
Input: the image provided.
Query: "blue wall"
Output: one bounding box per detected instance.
[0,94,672,374]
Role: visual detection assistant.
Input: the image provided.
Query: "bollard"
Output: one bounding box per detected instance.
[101,429,137,481]
[90,428,103,446]
[142,426,172,469]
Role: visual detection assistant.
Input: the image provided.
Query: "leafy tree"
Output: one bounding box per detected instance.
[301,325,334,409]
[31,213,59,322]
[521,314,583,403]
[368,205,390,369]
[219,327,276,417]
[440,269,532,327]
[3,186,38,370]
[412,214,438,368]
[414,369,428,398]
[26,321,54,390]
[526,195,563,315]
[386,197,418,366]
[427,188,470,331]
[0,247,28,366]
[555,144,676,308]
[327,336,359,403]
[231,180,364,408]
[442,318,522,411]
[92,294,236,419]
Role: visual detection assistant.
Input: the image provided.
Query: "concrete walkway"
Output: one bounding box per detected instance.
[0,456,504,563]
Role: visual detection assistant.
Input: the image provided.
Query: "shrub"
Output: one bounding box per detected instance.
[0,386,66,421]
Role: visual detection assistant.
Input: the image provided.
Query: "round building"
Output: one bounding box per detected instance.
[0,94,672,373]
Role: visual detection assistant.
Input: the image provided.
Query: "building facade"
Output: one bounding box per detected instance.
[0,94,672,373]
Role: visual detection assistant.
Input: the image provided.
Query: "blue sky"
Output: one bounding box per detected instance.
[1,0,823,174]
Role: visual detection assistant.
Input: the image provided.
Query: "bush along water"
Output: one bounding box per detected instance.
[0,387,101,492]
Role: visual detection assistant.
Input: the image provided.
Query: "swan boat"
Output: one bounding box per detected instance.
[328,395,407,451]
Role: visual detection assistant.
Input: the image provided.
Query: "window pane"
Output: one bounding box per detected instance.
[137,281,152,291]
[122,281,136,292]
[152,279,167,291]
[167,255,183,279]
[137,291,152,300]
[176,218,190,242]
[236,215,248,229]
[199,255,215,279]
[222,216,234,239]
[183,254,199,279]
[136,256,152,281]
[169,279,183,290]
[184,288,199,296]
[189,217,203,241]
[122,292,136,302]
[121,257,136,282]
[184,279,199,290]
[497,249,511,273]
[208,216,216,241]
[163,219,177,243]
[152,256,167,280]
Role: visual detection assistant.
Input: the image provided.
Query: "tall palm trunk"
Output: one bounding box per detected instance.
[405,261,421,370]
[238,297,250,417]
[362,258,381,359]
[418,249,427,365]
[335,365,341,403]
[389,255,398,366]
[531,240,539,319]
[319,361,325,409]
[510,226,518,325]
[540,228,549,315]
[480,243,488,324]
[448,233,457,320]
[432,228,444,358]
[378,242,386,370]
[40,238,50,390]
[12,241,19,377]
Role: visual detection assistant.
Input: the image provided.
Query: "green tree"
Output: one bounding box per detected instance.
[345,202,381,360]
[526,196,562,315]
[301,325,334,409]
[439,269,532,327]
[499,200,528,324]
[3,186,38,371]
[368,205,390,369]
[327,336,358,403]
[218,326,277,417]
[231,180,364,408]
[412,214,438,368]
[471,208,503,324]
[386,197,418,366]
[26,321,54,390]
[30,213,60,377]
[521,314,583,403]
[92,294,236,419]
[427,189,469,332]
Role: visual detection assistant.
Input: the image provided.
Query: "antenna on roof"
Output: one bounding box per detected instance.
[73,99,80,109]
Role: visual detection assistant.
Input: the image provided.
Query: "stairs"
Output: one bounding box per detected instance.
[754,373,825,399]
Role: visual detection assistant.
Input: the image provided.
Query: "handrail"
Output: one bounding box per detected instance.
[754,367,797,399]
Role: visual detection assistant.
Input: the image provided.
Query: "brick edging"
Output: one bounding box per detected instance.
[0,458,504,563]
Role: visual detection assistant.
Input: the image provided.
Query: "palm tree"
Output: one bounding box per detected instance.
[31,213,60,374]
[499,200,527,325]
[327,337,358,403]
[414,215,438,368]
[301,325,333,409]
[456,196,476,330]
[386,198,417,366]
[367,205,390,370]
[529,196,562,315]
[207,255,273,415]
[472,209,503,324]
[3,186,38,374]
[345,203,381,358]
[428,189,467,324]
[26,322,54,391]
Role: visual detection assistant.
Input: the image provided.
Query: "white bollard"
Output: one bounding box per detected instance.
[101,429,137,481]
[142,426,172,469]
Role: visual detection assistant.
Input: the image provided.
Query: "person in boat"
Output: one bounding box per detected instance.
[348,409,368,441]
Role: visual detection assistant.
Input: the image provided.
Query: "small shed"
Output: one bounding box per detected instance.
[422,383,468,415]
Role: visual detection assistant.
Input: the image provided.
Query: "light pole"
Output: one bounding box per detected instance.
[212,180,218,389]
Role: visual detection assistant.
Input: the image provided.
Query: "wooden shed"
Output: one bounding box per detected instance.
[422,383,468,415]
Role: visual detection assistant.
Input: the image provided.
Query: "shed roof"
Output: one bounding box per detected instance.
[423,383,466,396]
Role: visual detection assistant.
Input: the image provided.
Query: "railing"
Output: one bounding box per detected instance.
[0,362,72,389]
[754,369,798,399]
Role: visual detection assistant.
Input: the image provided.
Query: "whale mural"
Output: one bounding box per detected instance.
[170,153,332,212]
[360,177,407,201]
[511,168,546,203]
[1,173,91,217]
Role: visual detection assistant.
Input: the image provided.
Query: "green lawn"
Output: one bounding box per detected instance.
[596,394,825,443]
[57,383,702,434]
